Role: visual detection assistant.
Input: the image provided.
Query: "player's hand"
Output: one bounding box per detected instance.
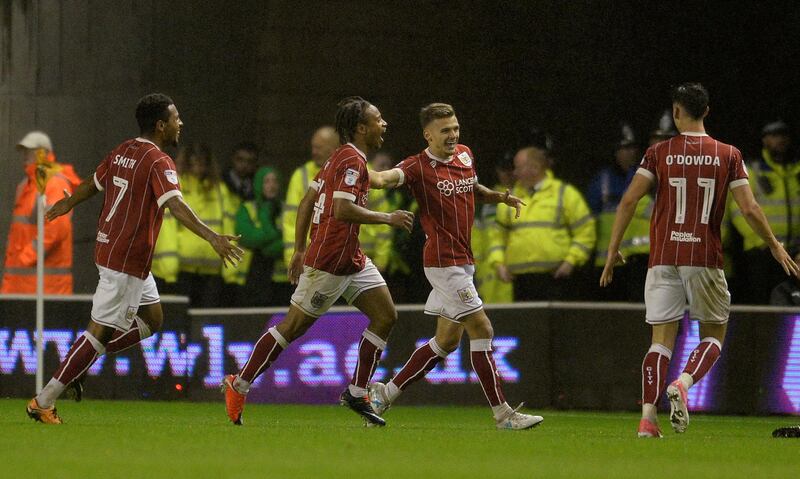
[496,264,513,283]
[599,250,625,287]
[388,210,414,233]
[501,189,526,219]
[770,243,800,277]
[45,189,73,221]
[289,250,305,285]
[553,261,574,279]
[212,234,244,268]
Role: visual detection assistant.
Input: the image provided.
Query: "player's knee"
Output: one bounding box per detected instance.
[435,335,460,353]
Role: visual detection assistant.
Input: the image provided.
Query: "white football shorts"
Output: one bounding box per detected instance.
[644,265,730,325]
[290,257,386,318]
[423,264,484,322]
[90,265,160,331]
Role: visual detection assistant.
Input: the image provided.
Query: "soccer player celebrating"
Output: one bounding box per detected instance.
[367,103,542,430]
[27,93,243,424]
[222,97,414,426]
[600,83,800,437]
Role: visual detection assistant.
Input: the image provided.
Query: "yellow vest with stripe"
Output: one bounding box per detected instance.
[488,174,596,274]
[151,208,180,283]
[473,201,513,303]
[282,161,321,266]
[729,149,800,251]
[176,176,240,280]
[594,200,652,267]
[359,164,395,270]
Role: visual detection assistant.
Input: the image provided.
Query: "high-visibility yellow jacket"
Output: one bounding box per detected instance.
[1,161,80,294]
[473,201,513,303]
[282,161,321,266]
[151,208,179,283]
[728,149,800,252]
[173,175,240,280]
[488,173,596,274]
[359,164,396,271]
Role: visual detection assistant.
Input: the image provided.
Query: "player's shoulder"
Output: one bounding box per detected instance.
[329,144,365,166]
[709,137,742,158]
[454,144,475,167]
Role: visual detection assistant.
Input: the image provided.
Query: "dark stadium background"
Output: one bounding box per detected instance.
[2,1,798,294]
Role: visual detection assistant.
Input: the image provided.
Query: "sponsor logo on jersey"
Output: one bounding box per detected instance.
[670,231,701,243]
[165,169,179,185]
[430,160,437,168]
[96,231,110,244]
[457,151,472,167]
[437,176,478,197]
[344,168,359,186]
[458,287,475,303]
[437,179,455,196]
[310,291,329,309]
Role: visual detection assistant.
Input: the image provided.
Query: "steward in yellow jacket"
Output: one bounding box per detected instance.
[2,132,80,294]
[488,146,595,301]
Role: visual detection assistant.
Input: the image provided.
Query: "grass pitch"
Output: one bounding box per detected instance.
[1,399,798,478]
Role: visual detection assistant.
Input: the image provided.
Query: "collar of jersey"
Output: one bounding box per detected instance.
[425,148,453,163]
[135,137,161,149]
[346,143,367,160]
[680,132,708,137]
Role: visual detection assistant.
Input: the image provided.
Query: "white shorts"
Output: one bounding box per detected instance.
[91,265,160,331]
[290,258,386,318]
[423,265,484,322]
[644,265,730,325]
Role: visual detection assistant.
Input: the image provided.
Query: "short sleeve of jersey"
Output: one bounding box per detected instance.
[93,154,111,191]
[636,147,658,182]
[395,156,419,188]
[728,147,749,189]
[330,155,367,202]
[150,157,182,208]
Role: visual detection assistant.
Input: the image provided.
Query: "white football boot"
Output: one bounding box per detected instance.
[496,403,544,430]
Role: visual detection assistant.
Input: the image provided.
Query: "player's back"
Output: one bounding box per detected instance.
[638,133,748,268]
[94,138,182,279]
[305,143,369,275]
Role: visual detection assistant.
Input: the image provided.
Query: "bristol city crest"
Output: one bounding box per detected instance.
[457,152,472,167]
[310,291,329,309]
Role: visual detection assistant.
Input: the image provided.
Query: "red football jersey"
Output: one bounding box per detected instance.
[304,143,369,275]
[638,132,749,268]
[396,144,477,267]
[93,138,182,279]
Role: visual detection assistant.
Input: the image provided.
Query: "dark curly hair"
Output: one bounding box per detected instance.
[135,93,174,134]
[335,96,372,144]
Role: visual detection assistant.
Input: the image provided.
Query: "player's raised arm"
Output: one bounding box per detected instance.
[45,175,99,221]
[165,195,243,268]
[474,183,526,218]
[599,173,652,287]
[369,168,404,189]
[731,183,800,277]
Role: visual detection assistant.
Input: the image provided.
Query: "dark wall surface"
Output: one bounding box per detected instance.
[2,1,799,293]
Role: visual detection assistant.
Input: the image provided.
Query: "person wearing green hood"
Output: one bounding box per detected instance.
[234,166,288,305]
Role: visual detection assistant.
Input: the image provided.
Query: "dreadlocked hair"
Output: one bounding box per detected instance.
[335,96,371,144]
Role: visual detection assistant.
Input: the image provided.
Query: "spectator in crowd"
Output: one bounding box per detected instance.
[222,142,260,201]
[1,131,80,294]
[153,143,240,307]
[649,110,678,146]
[489,145,595,301]
[281,126,339,271]
[473,153,514,303]
[728,121,799,304]
[360,150,397,273]
[234,166,288,306]
[587,124,651,301]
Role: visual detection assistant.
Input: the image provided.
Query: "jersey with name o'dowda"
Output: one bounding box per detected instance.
[93,138,183,279]
[396,145,477,267]
[304,143,369,275]
[637,133,748,269]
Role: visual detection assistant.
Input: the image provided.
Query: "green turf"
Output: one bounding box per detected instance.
[1,399,798,478]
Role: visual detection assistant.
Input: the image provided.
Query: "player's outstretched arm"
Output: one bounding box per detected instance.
[600,173,651,287]
[333,198,414,232]
[369,168,403,190]
[289,188,316,284]
[474,183,526,218]
[45,175,99,221]
[165,195,243,268]
[731,184,800,277]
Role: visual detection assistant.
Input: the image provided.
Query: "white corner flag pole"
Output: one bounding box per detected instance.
[36,192,46,393]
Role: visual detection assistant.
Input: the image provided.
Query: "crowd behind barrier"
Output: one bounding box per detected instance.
[2,119,799,306]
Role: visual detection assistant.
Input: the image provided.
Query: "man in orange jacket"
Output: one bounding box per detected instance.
[1,131,81,294]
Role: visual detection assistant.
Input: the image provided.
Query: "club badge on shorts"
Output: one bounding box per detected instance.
[310,291,329,309]
[458,287,475,303]
[457,152,472,167]
[344,168,359,186]
[126,306,137,321]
